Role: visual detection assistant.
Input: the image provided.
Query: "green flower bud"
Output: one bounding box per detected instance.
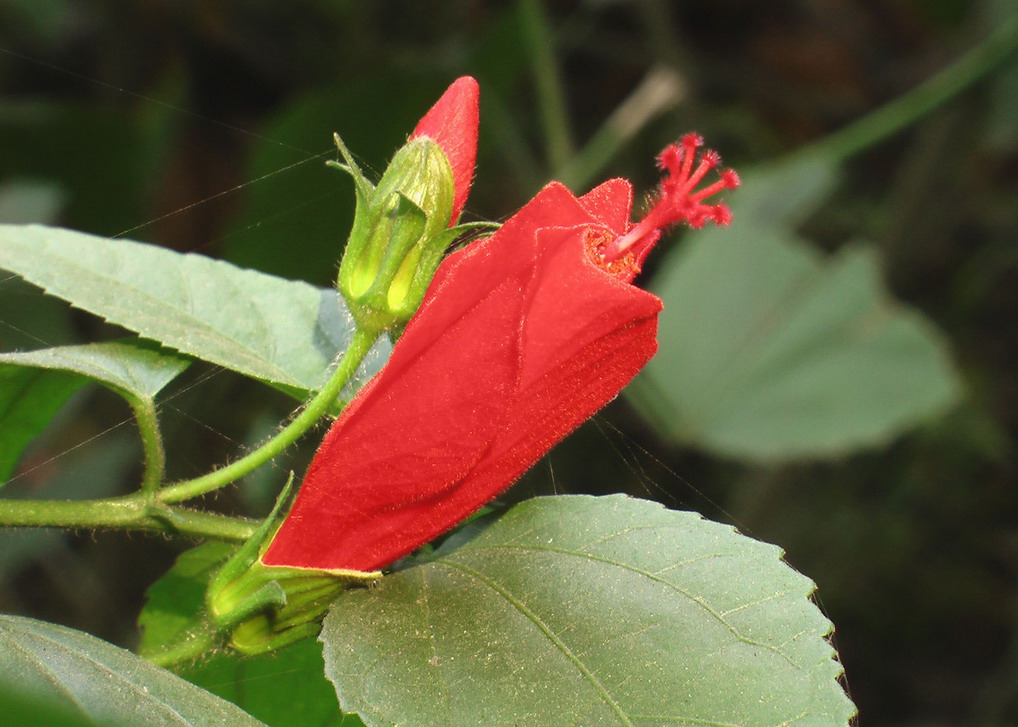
[333,134,460,336]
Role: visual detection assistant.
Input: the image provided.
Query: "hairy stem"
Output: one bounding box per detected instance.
[0,495,257,541]
[0,327,379,536]
[157,327,379,504]
[131,396,166,496]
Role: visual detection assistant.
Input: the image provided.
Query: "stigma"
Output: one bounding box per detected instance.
[603,133,740,270]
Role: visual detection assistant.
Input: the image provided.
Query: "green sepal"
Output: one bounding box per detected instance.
[327,132,375,202]
[137,541,237,668]
[205,475,296,627]
[332,131,459,336]
[388,220,501,340]
[205,474,380,656]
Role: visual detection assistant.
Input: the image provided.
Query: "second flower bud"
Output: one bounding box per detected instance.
[334,135,460,336]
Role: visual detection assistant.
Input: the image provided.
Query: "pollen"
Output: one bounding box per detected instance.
[584,226,639,281]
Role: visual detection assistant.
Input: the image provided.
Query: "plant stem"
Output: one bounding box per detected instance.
[0,327,378,537]
[0,495,257,541]
[806,11,1018,163]
[518,0,575,171]
[157,327,379,504]
[131,396,166,496]
[556,64,686,190]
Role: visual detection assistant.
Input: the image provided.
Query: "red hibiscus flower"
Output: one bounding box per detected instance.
[262,133,738,572]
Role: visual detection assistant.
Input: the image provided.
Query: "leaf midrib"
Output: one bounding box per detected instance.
[434,557,634,727]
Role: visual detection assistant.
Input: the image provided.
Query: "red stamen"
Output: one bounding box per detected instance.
[603,133,739,264]
[678,135,700,182]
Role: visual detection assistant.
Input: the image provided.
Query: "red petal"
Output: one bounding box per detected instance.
[576,178,634,235]
[410,76,479,223]
[262,272,531,571]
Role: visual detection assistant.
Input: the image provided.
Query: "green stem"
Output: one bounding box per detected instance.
[518,0,575,171]
[157,327,379,504]
[131,396,166,496]
[0,328,378,538]
[0,495,257,541]
[556,64,685,190]
[803,11,1018,163]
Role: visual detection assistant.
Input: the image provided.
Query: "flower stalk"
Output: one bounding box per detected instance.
[157,326,380,504]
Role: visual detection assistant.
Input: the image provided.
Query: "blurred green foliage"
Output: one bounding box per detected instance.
[1,0,1017,724]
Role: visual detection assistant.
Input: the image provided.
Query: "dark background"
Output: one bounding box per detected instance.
[1,1,1017,724]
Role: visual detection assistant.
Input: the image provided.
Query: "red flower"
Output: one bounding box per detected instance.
[410,76,479,223]
[262,134,738,572]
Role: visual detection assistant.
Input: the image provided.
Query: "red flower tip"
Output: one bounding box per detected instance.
[410,76,480,223]
[600,132,738,270]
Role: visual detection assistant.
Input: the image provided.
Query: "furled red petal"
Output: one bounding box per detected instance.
[262,181,660,572]
[576,178,634,235]
[410,76,479,223]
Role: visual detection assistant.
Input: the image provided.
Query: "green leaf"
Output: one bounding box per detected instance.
[0,615,267,727]
[630,160,962,460]
[180,640,366,727]
[0,341,189,486]
[321,494,855,727]
[0,275,75,351]
[0,340,190,403]
[0,224,390,396]
[0,365,84,485]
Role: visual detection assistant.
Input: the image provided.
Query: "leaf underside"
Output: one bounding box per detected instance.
[0,365,84,485]
[632,160,961,460]
[0,340,190,486]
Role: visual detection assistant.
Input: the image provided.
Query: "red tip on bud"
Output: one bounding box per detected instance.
[410,76,480,223]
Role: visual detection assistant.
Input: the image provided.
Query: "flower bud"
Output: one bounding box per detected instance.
[334,134,467,336]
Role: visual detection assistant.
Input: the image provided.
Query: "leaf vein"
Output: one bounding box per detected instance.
[436,557,635,727]
[446,543,802,668]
